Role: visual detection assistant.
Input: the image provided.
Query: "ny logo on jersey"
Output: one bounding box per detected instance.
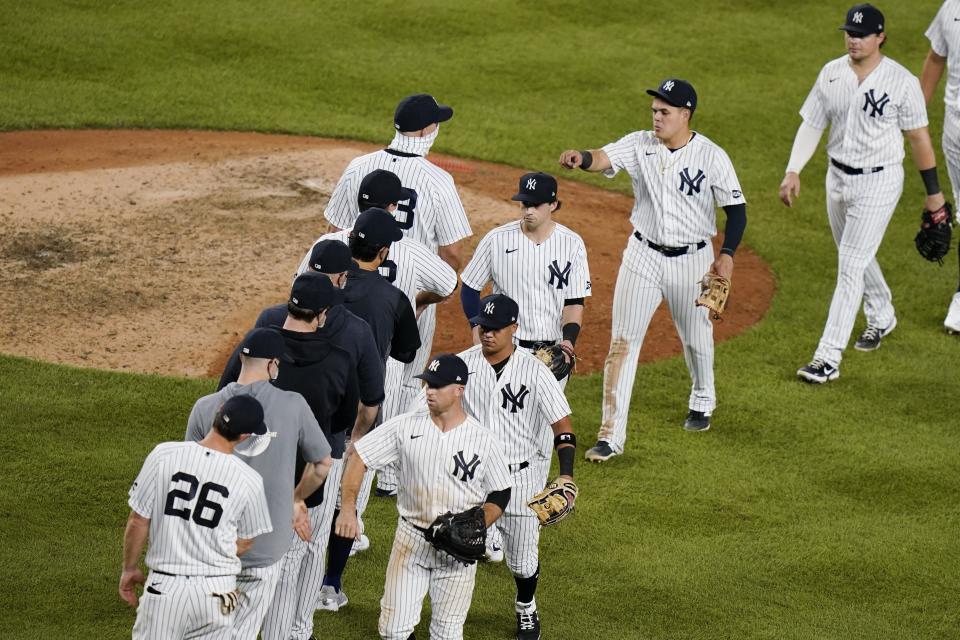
[663,80,675,92]
[452,450,481,482]
[852,11,863,23]
[500,383,530,413]
[484,301,496,314]
[862,89,890,118]
[526,178,537,190]
[547,260,572,289]
[428,359,440,372]
[678,168,706,196]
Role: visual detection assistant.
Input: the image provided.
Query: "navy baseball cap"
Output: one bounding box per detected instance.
[511,172,558,205]
[839,3,884,36]
[469,294,520,330]
[240,327,293,363]
[647,78,698,113]
[394,94,454,132]
[414,353,469,387]
[217,395,267,436]
[359,169,415,207]
[289,272,340,313]
[353,207,404,246]
[308,239,353,273]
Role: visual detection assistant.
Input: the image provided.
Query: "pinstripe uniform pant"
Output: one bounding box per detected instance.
[598,235,715,453]
[133,572,236,640]
[814,164,903,366]
[380,518,478,640]
[232,561,283,640]
[498,463,547,579]
[944,108,960,202]
[262,459,343,640]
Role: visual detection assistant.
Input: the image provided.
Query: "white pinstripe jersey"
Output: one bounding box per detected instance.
[800,55,928,167]
[296,230,458,306]
[927,1,960,113]
[460,221,591,342]
[601,131,746,246]
[354,409,512,529]
[324,149,472,253]
[458,345,571,465]
[128,441,273,576]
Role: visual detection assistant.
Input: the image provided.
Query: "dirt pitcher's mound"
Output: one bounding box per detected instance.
[0,130,774,377]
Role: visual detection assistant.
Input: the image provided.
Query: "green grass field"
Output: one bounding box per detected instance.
[2,1,959,638]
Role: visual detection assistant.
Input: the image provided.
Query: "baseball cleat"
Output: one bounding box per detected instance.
[349,534,370,557]
[584,441,618,462]
[797,359,839,384]
[484,543,504,563]
[683,410,711,431]
[515,602,541,640]
[945,292,960,334]
[854,317,897,351]
[316,585,348,612]
[375,486,398,498]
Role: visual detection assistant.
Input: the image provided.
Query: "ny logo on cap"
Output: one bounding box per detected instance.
[853,11,863,23]
[484,302,496,314]
[526,178,537,190]
[428,359,440,372]
[663,80,675,91]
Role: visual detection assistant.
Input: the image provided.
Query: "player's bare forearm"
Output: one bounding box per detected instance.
[482,503,504,527]
[438,241,464,273]
[339,453,367,512]
[236,537,254,556]
[350,403,379,442]
[122,512,149,571]
[921,50,947,105]
[559,148,612,172]
[295,457,332,501]
[560,304,583,329]
[906,127,939,171]
[711,253,734,280]
[415,290,447,318]
[327,222,344,234]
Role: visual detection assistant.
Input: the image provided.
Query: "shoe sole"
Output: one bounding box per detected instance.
[797,369,840,384]
[683,422,711,432]
[584,451,617,462]
[946,325,960,335]
[317,597,348,612]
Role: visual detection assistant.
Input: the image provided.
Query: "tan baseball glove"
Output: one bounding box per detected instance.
[527,477,578,526]
[695,273,730,320]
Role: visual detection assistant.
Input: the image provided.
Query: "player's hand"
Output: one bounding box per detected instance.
[925,192,946,213]
[559,340,575,364]
[293,499,311,542]
[779,172,801,207]
[558,150,582,170]
[119,568,145,607]
[334,510,360,541]
[710,253,734,280]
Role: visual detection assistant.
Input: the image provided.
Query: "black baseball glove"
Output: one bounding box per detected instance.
[915,202,953,265]
[424,507,487,565]
[533,343,575,381]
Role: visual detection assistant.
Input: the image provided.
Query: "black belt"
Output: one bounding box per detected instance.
[633,231,706,257]
[508,461,530,472]
[831,158,884,175]
[151,570,229,578]
[518,339,555,349]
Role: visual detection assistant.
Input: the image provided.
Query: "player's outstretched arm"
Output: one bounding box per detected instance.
[334,453,368,540]
[921,50,947,105]
[558,149,611,172]
[905,127,947,212]
[438,240,465,273]
[119,511,149,607]
[780,122,824,207]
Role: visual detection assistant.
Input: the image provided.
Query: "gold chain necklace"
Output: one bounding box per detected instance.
[658,133,694,175]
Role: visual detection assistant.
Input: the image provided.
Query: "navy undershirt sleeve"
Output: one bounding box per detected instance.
[720,203,747,256]
[460,284,481,324]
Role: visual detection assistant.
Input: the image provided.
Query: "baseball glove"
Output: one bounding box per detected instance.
[527,477,579,526]
[695,273,731,320]
[424,507,486,565]
[533,343,575,381]
[915,202,953,265]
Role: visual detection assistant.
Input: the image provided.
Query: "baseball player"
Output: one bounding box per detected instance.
[334,353,512,640]
[120,395,273,640]
[921,0,960,333]
[559,77,748,457]
[779,3,948,382]
[325,93,472,437]
[446,294,576,639]
[186,328,333,640]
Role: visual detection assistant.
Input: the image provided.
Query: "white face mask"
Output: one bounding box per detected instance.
[235,432,277,458]
[389,124,440,156]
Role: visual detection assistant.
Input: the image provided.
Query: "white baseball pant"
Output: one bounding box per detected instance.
[133,572,236,640]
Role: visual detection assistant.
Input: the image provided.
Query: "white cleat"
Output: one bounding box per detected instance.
[316,585,348,612]
[485,543,504,563]
[349,534,370,557]
[945,292,960,334]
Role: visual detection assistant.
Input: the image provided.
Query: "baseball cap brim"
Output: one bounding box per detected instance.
[435,104,454,123]
[838,26,873,35]
[646,89,686,108]
[509,193,551,203]
[413,371,456,386]
[469,314,514,329]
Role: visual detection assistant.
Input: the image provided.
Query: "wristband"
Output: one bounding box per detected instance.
[556,445,575,477]
[561,322,581,346]
[554,432,576,448]
[920,167,941,196]
[579,150,593,171]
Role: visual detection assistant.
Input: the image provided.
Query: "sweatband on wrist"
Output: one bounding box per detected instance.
[563,297,584,307]
[920,167,941,196]
[485,487,511,511]
[579,150,593,171]
[561,323,581,346]
[556,445,575,477]
[554,432,576,448]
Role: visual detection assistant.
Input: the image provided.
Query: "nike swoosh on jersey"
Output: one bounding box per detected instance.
[644,151,656,156]
[505,248,519,254]
[829,77,839,83]
[410,434,423,439]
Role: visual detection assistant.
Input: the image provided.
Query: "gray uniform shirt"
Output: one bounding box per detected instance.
[185,380,331,569]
